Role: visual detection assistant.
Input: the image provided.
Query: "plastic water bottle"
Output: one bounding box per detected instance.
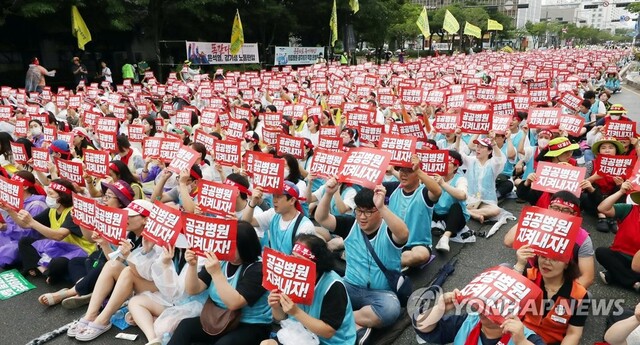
[161,332,171,345]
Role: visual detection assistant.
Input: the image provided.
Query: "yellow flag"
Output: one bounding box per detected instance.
[443,10,460,35]
[71,6,91,50]
[416,6,430,37]
[230,9,244,56]
[464,21,482,39]
[330,0,338,47]
[487,19,503,31]
[350,0,359,14]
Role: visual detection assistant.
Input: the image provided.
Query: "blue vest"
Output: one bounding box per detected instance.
[500,143,514,177]
[388,184,433,247]
[522,148,539,181]
[261,212,312,254]
[343,220,401,290]
[433,173,470,221]
[295,271,357,345]
[453,313,537,345]
[465,157,501,203]
[207,261,271,324]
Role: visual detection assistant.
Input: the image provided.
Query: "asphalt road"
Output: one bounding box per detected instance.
[1,84,639,345]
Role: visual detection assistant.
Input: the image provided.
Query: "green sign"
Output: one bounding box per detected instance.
[0,269,35,300]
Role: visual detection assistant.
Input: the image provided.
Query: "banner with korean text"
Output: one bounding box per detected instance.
[274,46,324,66]
[143,201,183,247]
[186,41,259,65]
[531,162,586,197]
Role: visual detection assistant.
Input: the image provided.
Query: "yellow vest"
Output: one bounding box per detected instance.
[49,208,96,254]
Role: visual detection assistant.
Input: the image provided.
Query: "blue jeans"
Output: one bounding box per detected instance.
[345,282,401,327]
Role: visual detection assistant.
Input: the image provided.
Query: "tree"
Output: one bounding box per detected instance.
[626,2,640,14]
[525,21,547,48]
[387,2,422,48]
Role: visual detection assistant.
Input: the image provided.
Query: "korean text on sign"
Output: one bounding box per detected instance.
[262,247,316,305]
[309,149,345,179]
[337,148,392,189]
[183,213,237,261]
[456,266,542,324]
[531,162,586,197]
[143,201,183,247]
[93,204,128,246]
[0,175,24,212]
[513,206,580,262]
[197,180,238,217]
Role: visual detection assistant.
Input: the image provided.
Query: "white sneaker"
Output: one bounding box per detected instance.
[435,236,450,252]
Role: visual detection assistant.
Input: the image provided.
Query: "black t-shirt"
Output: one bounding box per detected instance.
[34,208,84,238]
[334,215,403,246]
[318,278,348,331]
[198,262,266,307]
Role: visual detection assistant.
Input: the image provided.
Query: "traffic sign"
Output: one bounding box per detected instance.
[603,1,609,7]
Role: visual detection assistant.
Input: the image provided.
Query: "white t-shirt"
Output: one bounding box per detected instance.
[102,67,113,83]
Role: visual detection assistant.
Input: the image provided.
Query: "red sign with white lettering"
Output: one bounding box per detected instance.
[143,201,183,247]
[276,135,305,160]
[167,146,200,175]
[246,153,285,194]
[72,193,96,230]
[83,149,110,178]
[379,133,416,168]
[594,155,637,179]
[94,203,128,246]
[182,214,237,261]
[197,180,238,217]
[262,247,316,305]
[55,158,85,187]
[513,206,580,262]
[337,148,392,189]
[459,109,492,134]
[416,149,449,176]
[0,175,24,212]
[213,139,242,167]
[527,108,561,130]
[309,149,345,179]
[604,120,636,139]
[531,162,586,197]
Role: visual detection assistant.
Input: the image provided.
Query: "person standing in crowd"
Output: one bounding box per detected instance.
[25,57,55,93]
[71,57,88,88]
[96,60,113,87]
[122,61,135,81]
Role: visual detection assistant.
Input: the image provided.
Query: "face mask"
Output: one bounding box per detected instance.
[31,127,42,136]
[610,115,620,120]
[46,196,60,209]
[538,138,550,149]
[284,167,290,177]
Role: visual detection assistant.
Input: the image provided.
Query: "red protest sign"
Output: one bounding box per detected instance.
[94,203,128,246]
[263,112,283,128]
[182,214,237,261]
[262,247,316,305]
[276,135,305,160]
[193,129,216,154]
[234,107,251,121]
[55,158,85,187]
[31,147,49,173]
[143,201,183,247]
[14,118,28,138]
[491,100,515,134]
[0,105,11,121]
[213,139,242,167]
[9,142,28,164]
[527,108,561,130]
[532,162,586,197]
[434,113,459,134]
[604,120,637,139]
[459,109,492,134]
[309,149,345,179]
[226,119,247,140]
[143,137,163,158]
[43,125,57,143]
[175,110,192,127]
[262,127,280,147]
[159,137,182,163]
[127,124,145,144]
[319,126,340,137]
[359,124,384,145]
[337,148,392,189]
[167,146,200,175]
[399,88,423,105]
[514,206,581,262]
[445,93,466,110]
[72,193,96,230]
[0,175,24,212]
[416,149,449,176]
[594,155,638,179]
[317,135,343,152]
[246,153,284,194]
[556,92,583,111]
[345,110,373,129]
[529,88,550,105]
[83,149,110,178]
[508,95,531,112]
[457,266,542,324]
[379,133,416,168]
[197,180,238,217]
[201,108,219,128]
[630,160,640,191]
[558,115,585,137]
[96,117,119,134]
[96,130,117,153]
[395,121,426,141]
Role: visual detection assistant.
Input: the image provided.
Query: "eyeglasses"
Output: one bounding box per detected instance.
[355,208,378,218]
[102,193,117,201]
[549,205,575,215]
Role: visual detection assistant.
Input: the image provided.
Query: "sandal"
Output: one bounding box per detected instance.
[38,288,69,307]
[75,322,112,341]
[61,293,92,309]
[67,318,90,337]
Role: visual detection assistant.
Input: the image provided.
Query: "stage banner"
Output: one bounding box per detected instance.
[186,41,259,65]
[274,46,324,66]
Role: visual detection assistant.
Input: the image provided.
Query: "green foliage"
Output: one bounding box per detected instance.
[626,2,640,14]
[388,2,422,45]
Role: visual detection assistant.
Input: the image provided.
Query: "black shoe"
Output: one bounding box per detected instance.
[357,327,372,345]
[596,218,610,233]
[607,218,618,234]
